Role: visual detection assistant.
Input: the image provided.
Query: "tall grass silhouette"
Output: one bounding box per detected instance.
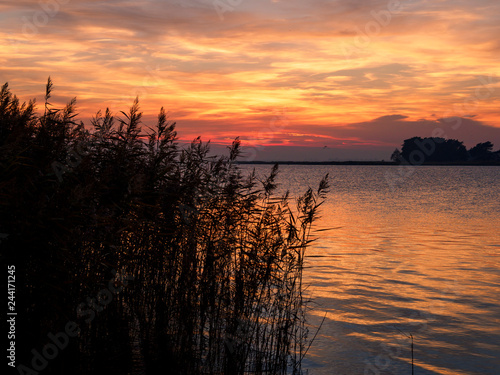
[0,79,328,374]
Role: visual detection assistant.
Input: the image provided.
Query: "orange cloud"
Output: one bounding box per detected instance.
[1,0,499,159]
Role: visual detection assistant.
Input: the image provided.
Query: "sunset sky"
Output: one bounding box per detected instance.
[1,0,499,160]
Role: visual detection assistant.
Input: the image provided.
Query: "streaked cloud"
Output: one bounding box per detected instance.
[1,0,499,159]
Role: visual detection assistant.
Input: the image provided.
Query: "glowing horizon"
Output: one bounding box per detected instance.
[1,0,499,160]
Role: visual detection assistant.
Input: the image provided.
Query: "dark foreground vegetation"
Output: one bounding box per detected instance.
[0,79,328,374]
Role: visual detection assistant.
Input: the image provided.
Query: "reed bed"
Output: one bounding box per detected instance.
[0,79,328,374]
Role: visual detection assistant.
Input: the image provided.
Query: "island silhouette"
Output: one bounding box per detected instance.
[391,137,500,165]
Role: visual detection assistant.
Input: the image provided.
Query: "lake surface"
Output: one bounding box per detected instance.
[239,165,500,375]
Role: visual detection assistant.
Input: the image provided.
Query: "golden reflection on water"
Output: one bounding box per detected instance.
[242,165,500,375]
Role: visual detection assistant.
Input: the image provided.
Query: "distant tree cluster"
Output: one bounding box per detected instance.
[391,137,500,164]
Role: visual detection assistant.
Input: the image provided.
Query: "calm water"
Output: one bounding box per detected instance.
[240,165,500,375]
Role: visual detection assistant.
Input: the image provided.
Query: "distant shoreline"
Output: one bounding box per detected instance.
[237,161,500,166]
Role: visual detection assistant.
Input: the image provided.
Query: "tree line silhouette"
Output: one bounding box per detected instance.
[391,137,500,164]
